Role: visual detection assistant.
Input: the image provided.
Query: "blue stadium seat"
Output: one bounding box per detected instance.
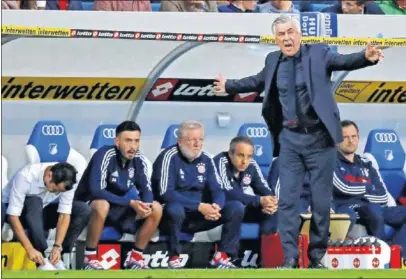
[24,120,88,218]
[81,0,94,10]
[161,124,180,149]
[364,129,406,201]
[309,4,330,12]
[89,124,117,158]
[237,123,273,177]
[100,227,122,241]
[240,223,260,239]
[151,3,160,11]
[25,121,87,174]
[364,129,406,239]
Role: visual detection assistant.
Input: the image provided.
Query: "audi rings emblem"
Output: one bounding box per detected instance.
[41,125,65,136]
[246,127,268,138]
[103,128,116,139]
[374,133,398,143]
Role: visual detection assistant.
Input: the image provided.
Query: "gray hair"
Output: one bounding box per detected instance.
[271,15,301,35]
[177,120,204,138]
[229,136,254,154]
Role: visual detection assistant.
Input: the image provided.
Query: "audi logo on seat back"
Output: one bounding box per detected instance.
[246,127,268,138]
[41,125,65,136]
[103,128,116,139]
[374,133,398,143]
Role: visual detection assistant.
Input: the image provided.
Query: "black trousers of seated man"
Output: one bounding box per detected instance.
[4,196,91,255]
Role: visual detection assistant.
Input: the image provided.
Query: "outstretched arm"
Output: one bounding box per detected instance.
[325,41,383,72]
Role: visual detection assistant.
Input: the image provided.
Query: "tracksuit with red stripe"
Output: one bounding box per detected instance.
[332,151,386,239]
[152,145,244,258]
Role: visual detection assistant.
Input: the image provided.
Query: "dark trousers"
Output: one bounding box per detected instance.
[278,128,336,262]
[244,205,277,235]
[335,202,386,239]
[105,203,144,234]
[160,201,245,258]
[3,196,90,254]
[383,206,406,258]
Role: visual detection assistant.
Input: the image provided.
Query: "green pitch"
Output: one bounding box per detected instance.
[3,269,406,278]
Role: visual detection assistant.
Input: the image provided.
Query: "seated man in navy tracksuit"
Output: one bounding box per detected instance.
[332,120,400,241]
[75,121,162,270]
[335,121,406,258]
[213,136,278,237]
[152,120,244,269]
[364,173,406,260]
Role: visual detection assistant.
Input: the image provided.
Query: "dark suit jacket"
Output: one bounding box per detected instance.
[225,43,377,157]
[321,1,384,14]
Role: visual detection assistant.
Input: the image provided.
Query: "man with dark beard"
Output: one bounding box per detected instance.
[152,120,244,269]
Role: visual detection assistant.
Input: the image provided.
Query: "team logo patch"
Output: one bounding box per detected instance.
[242,175,251,185]
[197,163,206,174]
[128,168,135,179]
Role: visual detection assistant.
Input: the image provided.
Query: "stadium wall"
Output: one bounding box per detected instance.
[1,11,406,176]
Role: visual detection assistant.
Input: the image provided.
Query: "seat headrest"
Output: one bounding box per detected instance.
[237,123,273,166]
[364,129,405,170]
[90,124,117,150]
[27,121,70,162]
[161,124,180,149]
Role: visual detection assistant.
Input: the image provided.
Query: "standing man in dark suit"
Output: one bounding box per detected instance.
[213,14,383,268]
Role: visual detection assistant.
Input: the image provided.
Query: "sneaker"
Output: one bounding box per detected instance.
[124,258,149,270]
[83,260,105,270]
[168,256,184,269]
[209,252,237,269]
[53,260,67,270]
[37,259,57,271]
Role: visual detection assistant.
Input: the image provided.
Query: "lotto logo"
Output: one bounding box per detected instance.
[147,79,178,101]
[97,244,121,270]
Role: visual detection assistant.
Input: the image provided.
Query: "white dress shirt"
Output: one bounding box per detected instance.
[2,163,77,216]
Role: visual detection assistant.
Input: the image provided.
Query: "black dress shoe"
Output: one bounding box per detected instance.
[280,258,299,268]
[308,261,327,269]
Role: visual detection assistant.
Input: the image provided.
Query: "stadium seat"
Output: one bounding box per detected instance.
[161,124,180,149]
[151,3,160,11]
[308,4,330,12]
[81,0,94,10]
[363,129,406,201]
[237,123,273,177]
[364,129,406,239]
[2,155,8,189]
[25,120,87,176]
[89,124,117,158]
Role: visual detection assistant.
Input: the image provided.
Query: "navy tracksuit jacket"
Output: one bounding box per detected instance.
[152,145,244,257]
[74,145,153,233]
[213,152,277,234]
[332,151,394,239]
[75,145,153,205]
